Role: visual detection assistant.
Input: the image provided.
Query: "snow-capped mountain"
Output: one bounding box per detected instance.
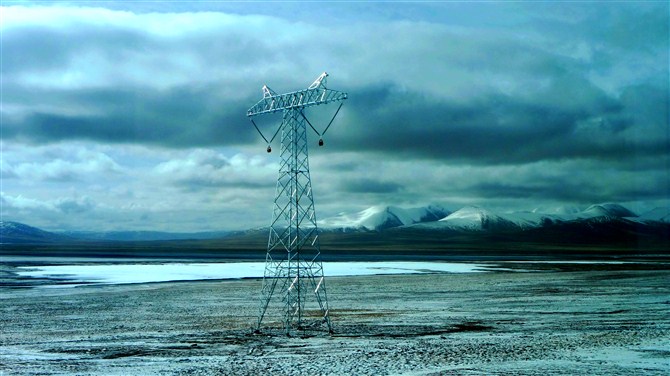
[404,203,647,232]
[499,203,639,229]
[319,203,649,233]
[415,206,522,232]
[579,203,637,219]
[319,205,450,231]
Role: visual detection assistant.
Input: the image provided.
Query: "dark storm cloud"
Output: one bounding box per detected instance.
[470,182,600,203]
[3,85,255,147]
[471,175,670,205]
[338,178,403,194]
[331,81,667,165]
[169,178,267,192]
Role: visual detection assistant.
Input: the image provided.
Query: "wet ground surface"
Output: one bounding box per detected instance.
[1,266,669,375]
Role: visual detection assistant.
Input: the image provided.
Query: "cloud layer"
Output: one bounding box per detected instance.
[1,2,668,231]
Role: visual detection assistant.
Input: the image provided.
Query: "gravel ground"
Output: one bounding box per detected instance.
[1,267,669,375]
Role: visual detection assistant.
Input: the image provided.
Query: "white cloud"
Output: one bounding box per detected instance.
[153,148,276,188]
[1,193,57,212]
[6,148,122,182]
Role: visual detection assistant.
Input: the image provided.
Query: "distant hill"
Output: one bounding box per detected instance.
[59,230,231,242]
[0,221,72,244]
[0,221,230,244]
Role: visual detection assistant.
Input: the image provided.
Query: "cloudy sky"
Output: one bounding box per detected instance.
[1,1,668,232]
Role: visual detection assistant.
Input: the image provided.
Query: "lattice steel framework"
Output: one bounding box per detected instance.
[247,73,347,334]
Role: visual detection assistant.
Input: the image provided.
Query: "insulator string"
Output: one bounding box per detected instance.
[322,102,343,136]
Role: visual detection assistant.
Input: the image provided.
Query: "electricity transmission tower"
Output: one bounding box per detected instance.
[247,72,347,334]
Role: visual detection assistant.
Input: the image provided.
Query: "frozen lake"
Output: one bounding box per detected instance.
[15,261,494,287]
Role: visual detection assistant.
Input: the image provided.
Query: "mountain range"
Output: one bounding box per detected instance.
[59,230,231,242]
[0,222,229,244]
[1,203,668,245]
[317,203,666,232]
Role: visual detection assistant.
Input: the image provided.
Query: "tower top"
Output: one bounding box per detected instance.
[247,72,347,117]
[262,85,277,98]
[308,72,328,89]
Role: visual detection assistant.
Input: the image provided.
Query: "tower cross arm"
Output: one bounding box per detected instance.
[247,87,348,117]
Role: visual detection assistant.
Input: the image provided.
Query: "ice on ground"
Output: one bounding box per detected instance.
[15,261,488,287]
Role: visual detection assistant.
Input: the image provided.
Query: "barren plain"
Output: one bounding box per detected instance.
[1,260,669,375]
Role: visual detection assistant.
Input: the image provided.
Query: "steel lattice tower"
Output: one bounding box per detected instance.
[247,73,347,334]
